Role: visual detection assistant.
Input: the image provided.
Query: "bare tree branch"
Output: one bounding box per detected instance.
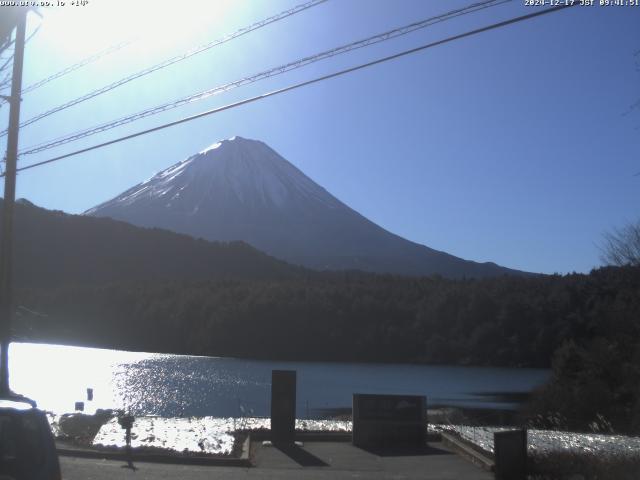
[600,220,640,267]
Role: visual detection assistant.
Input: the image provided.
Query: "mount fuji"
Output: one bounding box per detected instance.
[86,136,524,278]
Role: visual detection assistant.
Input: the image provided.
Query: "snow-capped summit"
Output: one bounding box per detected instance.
[86,136,523,278]
[88,136,340,214]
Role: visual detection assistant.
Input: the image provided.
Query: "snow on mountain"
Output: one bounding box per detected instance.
[86,136,525,278]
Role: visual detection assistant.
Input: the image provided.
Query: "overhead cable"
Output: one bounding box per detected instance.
[10,3,578,176]
[21,40,132,95]
[1,0,329,135]
[20,0,510,156]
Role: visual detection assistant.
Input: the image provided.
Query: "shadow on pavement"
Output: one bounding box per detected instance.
[358,443,453,457]
[274,442,329,467]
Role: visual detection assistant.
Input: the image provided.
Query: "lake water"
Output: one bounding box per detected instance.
[9,342,549,417]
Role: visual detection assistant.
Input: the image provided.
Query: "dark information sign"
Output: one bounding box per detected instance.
[494,429,527,480]
[352,394,426,449]
[270,370,296,444]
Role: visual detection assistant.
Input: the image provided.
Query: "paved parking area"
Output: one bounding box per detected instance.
[61,441,492,479]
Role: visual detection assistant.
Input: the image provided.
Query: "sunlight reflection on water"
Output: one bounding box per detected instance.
[9,342,550,417]
[10,342,157,414]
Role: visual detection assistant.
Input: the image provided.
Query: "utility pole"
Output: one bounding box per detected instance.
[0,9,27,396]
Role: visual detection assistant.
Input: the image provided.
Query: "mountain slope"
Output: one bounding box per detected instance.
[5,199,300,289]
[87,136,525,278]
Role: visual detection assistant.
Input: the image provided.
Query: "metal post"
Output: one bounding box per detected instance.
[0,10,27,395]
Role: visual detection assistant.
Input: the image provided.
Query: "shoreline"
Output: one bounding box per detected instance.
[11,338,552,370]
[50,409,640,478]
[48,405,524,458]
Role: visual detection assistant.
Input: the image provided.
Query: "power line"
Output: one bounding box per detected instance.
[9,3,578,177]
[0,24,40,98]
[17,39,133,95]
[19,0,510,157]
[0,54,13,76]
[1,36,127,100]
[0,0,329,136]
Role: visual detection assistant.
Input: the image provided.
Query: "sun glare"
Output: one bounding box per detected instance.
[36,0,235,59]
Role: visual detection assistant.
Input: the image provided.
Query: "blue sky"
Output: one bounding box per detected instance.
[1,0,639,274]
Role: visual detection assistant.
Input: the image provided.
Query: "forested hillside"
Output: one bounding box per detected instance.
[15,266,639,368]
[5,199,301,288]
[6,200,640,432]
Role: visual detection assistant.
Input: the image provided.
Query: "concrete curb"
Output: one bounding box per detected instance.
[249,430,352,442]
[248,429,438,443]
[56,434,252,467]
[441,432,494,472]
